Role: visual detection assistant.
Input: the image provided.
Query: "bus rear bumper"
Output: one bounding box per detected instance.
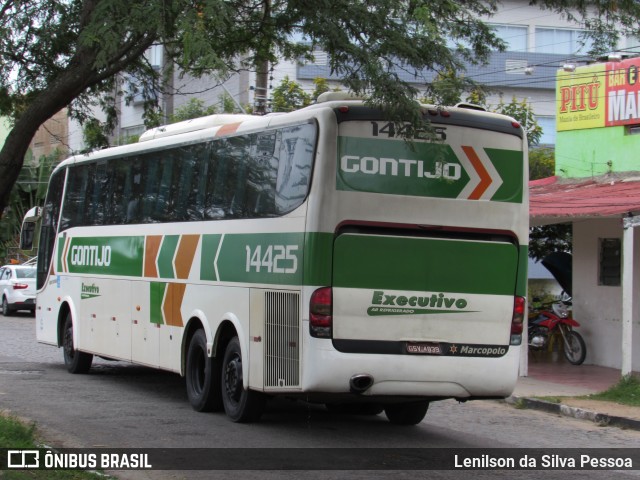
[299,340,521,400]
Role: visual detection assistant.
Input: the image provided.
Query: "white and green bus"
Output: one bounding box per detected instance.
[22,93,528,424]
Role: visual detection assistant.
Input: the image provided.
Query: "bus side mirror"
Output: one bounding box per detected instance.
[20,206,41,251]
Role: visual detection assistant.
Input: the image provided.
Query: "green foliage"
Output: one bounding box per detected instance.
[311,78,331,102]
[492,96,542,146]
[0,150,59,262]
[0,415,36,448]
[421,68,488,107]
[528,147,569,261]
[0,413,110,479]
[82,118,110,152]
[219,93,238,114]
[586,375,640,407]
[170,98,218,123]
[1,0,640,219]
[530,147,555,181]
[271,76,311,112]
[169,94,240,123]
[529,223,572,262]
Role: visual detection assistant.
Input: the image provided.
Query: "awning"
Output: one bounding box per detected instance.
[530,175,640,225]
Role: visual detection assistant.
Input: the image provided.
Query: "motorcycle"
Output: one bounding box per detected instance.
[528,297,587,365]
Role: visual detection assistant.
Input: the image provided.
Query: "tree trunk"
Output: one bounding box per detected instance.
[0,114,50,222]
[0,76,87,219]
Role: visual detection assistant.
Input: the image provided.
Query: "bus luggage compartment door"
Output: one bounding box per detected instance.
[331,232,519,354]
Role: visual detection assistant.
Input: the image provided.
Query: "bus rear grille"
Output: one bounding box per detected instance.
[264,291,300,389]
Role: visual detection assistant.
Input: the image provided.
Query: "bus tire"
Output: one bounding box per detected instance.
[186,329,222,412]
[221,336,266,423]
[62,313,93,374]
[384,401,429,425]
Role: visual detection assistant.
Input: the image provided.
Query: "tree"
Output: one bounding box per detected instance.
[529,147,555,181]
[82,118,110,152]
[0,0,507,220]
[529,224,572,262]
[493,96,543,147]
[0,150,59,262]
[0,0,636,220]
[271,76,311,112]
[170,98,218,123]
[311,77,332,102]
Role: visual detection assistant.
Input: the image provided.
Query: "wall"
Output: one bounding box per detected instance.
[28,109,69,165]
[555,127,640,177]
[573,218,640,369]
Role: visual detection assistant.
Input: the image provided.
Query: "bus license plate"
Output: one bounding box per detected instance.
[406,342,442,355]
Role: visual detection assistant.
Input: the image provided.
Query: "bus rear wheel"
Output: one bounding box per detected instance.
[185,329,222,412]
[384,401,429,425]
[62,313,93,374]
[221,336,266,422]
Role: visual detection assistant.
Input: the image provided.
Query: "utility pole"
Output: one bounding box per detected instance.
[253,0,271,115]
[254,59,269,115]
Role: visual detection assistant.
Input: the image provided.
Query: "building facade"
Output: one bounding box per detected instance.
[69,0,637,153]
[530,56,640,373]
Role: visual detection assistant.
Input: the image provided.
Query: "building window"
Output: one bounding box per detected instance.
[490,24,528,52]
[536,116,556,144]
[599,238,621,286]
[626,125,640,135]
[535,27,593,55]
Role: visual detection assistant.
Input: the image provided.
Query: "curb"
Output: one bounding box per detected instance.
[505,396,640,431]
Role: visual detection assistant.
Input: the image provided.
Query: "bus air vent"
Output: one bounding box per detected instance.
[264,290,301,389]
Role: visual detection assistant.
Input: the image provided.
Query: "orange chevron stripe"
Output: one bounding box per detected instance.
[174,235,200,279]
[163,283,186,327]
[144,236,163,278]
[62,238,71,273]
[462,146,492,200]
[215,122,242,137]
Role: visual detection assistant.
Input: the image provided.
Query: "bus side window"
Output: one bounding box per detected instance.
[229,150,248,219]
[273,124,315,214]
[173,145,199,221]
[89,161,109,226]
[141,154,159,222]
[249,132,277,217]
[61,163,95,229]
[107,160,127,224]
[152,154,174,222]
[204,141,230,220]
[189,144,209,221]
[37,168,65,289]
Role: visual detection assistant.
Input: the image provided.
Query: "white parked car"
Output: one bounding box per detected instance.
[0,264,37,316]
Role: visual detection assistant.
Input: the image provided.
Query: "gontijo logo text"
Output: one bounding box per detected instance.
[70,245,111,267]
[367,290,471,316]
[341,156,462,180]
[336,132,523,203]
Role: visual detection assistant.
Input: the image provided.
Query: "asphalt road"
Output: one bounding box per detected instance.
[1,312,640,480]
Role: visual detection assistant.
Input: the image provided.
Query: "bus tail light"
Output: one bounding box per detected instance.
[310,287,332,338]
[13,283,29,290]
[510,296,525,345]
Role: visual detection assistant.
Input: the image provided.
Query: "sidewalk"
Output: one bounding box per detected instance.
[507,352,640,430]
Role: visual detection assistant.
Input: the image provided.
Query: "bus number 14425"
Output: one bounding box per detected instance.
[245,245,298,274]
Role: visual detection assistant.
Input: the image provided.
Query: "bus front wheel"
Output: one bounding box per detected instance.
[185,329,222,412]
[221,336,266,422]
[62,313,93,374]
[384,401,429,425]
